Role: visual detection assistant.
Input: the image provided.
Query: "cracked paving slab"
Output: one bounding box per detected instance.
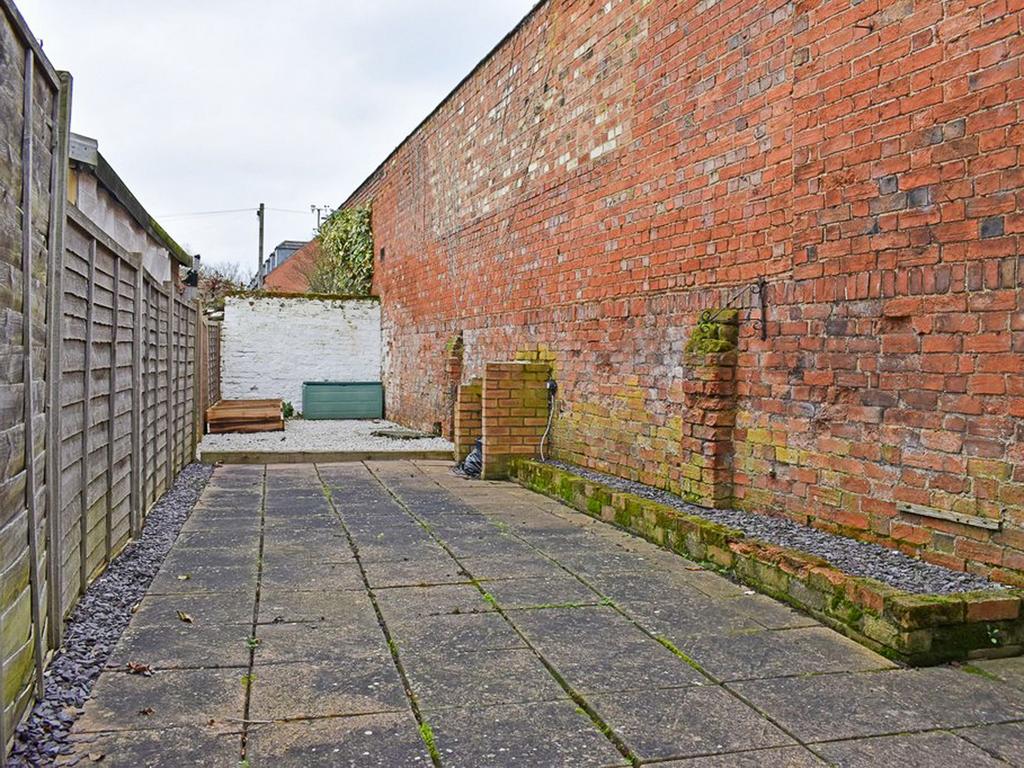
[62,460,1024,767]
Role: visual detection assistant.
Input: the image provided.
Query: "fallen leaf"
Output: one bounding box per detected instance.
[125,662,153,676]
[130,601,142,613]
[176,610,194,624]
[176,574,191,581]
[138,707,155,716]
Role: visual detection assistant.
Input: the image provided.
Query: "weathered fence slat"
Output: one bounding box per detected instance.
[79,238,95,595]
[166,295,174,491]
[20,47,46,699]
[104,257,119,562]
[130,266,143,538]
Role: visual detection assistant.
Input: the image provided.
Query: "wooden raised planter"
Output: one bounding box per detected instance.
[205,399,284,433]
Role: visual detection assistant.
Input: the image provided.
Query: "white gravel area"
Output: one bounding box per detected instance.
[199,419,454,456]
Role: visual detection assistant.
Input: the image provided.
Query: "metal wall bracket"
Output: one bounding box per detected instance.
[699,278,769,341]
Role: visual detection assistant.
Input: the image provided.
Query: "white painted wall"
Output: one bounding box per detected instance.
[72,171,175,283]
[221,295,382,408]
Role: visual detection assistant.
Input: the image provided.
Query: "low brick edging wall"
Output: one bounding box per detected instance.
[510,460,1024,666]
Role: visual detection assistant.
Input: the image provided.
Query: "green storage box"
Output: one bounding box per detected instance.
[302,382,384,420]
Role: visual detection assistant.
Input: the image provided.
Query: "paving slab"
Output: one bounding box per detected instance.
[814,731,1008,767]
[405,648,569,709]
[253,619,385,664]
[623,596,781,643]
[361,555,471,588]
[257,588,379,625]
[75,668,246,733]
[650,745,824,766]
[374,582,494,620]
[971,656,1024,692]
[588,686,795,762]
[129,592,255,628]
[147,564,257,595]
[174,527,261,550]
[60,726,240,767]
[354,538,449,564]
[729,668,1024,743]
[460,551,568,579]
[245,712,432,767]
[426,700,628,768]
[725,593,821,630]
[260,558,366,591]
[674,626,897,682]
[261,539,351,563]
[436,528,542,557]
[389,611,527,657]
[66,462,1024,766]
[248,659,408,719]
[261,527,350,549]
[512,606,705,693]
[160,546,255,571]
[106,621,252,670]
[956,721,1024,766]
[481,572,602,608]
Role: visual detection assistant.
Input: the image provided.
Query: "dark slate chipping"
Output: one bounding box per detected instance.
[544,460,1001,594]
[9,464,213,767]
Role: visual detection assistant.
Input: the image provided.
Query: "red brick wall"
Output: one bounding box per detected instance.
[347,0,1024,583]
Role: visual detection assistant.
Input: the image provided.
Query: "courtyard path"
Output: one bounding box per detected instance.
[63,460,1024,766]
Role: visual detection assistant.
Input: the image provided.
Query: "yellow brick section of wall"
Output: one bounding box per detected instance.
[454,378,482,462]
[481,362,551,480]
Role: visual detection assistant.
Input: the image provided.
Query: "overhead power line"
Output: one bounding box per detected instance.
[157,206,316,220]
[157,208,254,219]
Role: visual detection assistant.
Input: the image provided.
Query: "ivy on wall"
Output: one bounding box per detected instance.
[308,204,374,295]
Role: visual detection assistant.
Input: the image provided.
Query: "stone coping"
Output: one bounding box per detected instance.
[200,450,454,464]
[510,459,1024,666]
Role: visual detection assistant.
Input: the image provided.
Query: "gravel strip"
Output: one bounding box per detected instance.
[198,418,453,457]
[545,460,1002,595]
[8,463,213,767]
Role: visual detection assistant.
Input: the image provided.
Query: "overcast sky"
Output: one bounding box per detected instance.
[17,0,536,274]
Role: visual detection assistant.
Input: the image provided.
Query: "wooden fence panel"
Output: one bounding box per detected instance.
[208,321,221,406]
[0,0,62,753]
[84,241,114,582]
[58,222,90,607]
[109,262,136,554]
[152,287,170,502]
[2,6,208,753]
[57,216,200,598]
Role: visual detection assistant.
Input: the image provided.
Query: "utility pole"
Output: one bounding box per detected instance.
[257,202,265,287]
